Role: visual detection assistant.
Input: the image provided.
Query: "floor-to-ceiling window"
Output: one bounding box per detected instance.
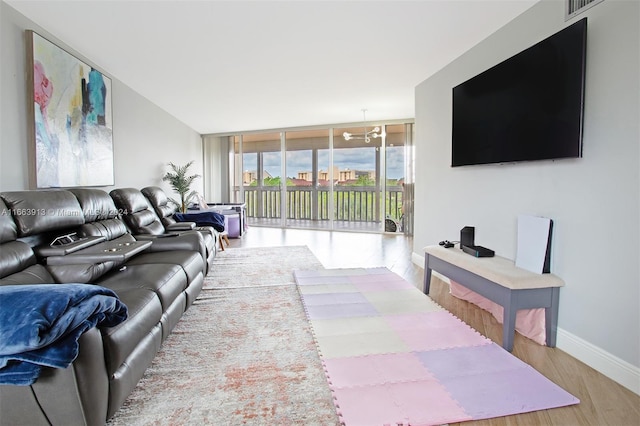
[223,120,413,234]
[332,125,382,231]
[284,129,331,229]
[237,132,281,224]
[384,124,407,232]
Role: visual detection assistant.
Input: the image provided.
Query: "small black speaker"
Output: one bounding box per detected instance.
[460,226,475,248]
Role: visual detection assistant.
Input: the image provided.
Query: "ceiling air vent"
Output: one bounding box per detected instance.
[566,0,604,20]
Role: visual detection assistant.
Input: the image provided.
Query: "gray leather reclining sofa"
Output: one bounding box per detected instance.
[0,188,213,425]
[110,187,216,273]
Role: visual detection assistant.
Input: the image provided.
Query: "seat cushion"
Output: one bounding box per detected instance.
[0,264,54,286]
[98,263,187,312]
[127,250,203,284]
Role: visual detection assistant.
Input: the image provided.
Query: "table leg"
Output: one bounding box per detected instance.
[502,293,517,352]
[424,255,432,294]
[545,287,560,347]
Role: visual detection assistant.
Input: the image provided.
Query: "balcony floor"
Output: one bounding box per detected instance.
[247,217,400,233]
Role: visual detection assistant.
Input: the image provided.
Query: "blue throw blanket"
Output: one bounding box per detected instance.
[0,283,128,385]
[174,211,225,232]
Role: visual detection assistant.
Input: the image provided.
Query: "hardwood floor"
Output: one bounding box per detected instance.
[227,226,640,425]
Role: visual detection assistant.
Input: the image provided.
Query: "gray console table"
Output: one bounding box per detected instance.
[423,245,564,352]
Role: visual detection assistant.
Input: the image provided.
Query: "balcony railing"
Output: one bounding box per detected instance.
[242,186,403,225]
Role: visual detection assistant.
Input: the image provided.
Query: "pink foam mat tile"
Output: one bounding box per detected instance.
[385,311,470,331]
[332,380,472,426]
[323,353,434,388]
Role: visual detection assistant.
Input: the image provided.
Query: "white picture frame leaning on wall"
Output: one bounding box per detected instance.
[515,214,554,274]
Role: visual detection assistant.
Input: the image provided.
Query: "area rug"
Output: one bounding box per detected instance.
[108,246,340,425]
[294,267,580,426]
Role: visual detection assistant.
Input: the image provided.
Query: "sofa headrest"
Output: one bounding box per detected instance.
[69,188,120,222]
[0,198,18,243]
[141,186,169,207]
[142,186,177,220]
[0,190,84,237]
[109,188,150,214]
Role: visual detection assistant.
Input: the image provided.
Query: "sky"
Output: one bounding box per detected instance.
[244,146,405,180]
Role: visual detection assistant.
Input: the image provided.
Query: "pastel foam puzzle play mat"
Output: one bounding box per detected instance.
[294,267,579,426]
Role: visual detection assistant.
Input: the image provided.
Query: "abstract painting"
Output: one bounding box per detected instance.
[28,31,114,188]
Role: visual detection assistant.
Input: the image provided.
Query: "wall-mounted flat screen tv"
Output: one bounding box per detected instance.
[451,18,587,167]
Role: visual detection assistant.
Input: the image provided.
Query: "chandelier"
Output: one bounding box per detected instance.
[343,109,382,143]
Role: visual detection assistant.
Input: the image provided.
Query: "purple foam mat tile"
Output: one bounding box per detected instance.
[301,292,369,306]
[415,343,527,379]
[304,302,379,319]
[437,367,580,419]
[385,311,469,331]
[322,353,435,388]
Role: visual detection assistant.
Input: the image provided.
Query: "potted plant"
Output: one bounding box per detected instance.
[162,161,200,213]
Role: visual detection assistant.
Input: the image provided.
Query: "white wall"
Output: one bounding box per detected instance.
[0,2,203,197]
[414,0,639,390]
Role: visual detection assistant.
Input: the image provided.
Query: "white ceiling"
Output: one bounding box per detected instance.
[6,0,539,134]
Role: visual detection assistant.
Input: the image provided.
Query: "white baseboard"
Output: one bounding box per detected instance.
[411,252,424,269]
[411,250,640,396]
[556,328,640,395]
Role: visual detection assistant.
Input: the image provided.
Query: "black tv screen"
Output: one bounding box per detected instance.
[452,18,587,167]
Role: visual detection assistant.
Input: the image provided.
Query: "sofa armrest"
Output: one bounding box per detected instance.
[166,222,196,231]
[138,232,205,255]
[35,236,106,257]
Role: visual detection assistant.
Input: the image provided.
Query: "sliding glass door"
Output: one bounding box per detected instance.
[332,126,382,231]
[284,129,331,229]
[228,121,413,234]
[239,132,282,226]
